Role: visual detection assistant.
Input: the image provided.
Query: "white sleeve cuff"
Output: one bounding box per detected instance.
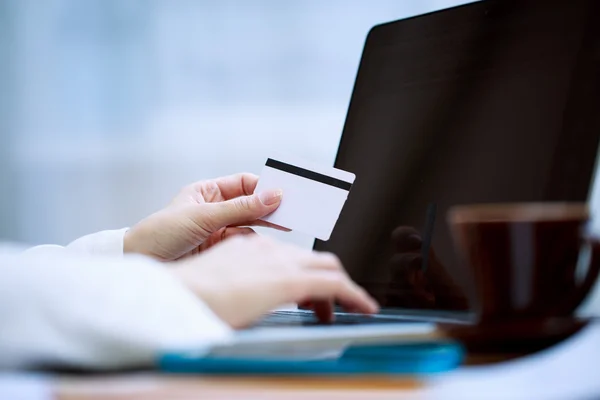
[23,228,129,258]
[65,228,129,257]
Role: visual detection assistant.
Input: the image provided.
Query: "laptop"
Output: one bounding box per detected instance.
[255,0,600,325]
[209,0,600,350]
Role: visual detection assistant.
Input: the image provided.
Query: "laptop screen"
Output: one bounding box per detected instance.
[313,0,600,315]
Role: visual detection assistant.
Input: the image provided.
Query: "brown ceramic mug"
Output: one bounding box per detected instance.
[447,203,600,323]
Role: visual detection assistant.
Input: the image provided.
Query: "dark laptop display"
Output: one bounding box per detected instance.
[313,0,600,318]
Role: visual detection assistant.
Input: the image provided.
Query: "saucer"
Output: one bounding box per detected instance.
[438,317,588,353]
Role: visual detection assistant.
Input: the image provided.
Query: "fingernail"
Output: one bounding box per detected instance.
[259,189,283,206]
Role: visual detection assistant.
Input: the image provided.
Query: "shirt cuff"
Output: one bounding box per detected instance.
[23,228,130,258]
[65,228,129,257]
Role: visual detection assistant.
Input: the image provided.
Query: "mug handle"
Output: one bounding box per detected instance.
[558,235,600,315]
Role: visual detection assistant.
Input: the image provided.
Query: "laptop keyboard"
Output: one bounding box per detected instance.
[254,310,420,327]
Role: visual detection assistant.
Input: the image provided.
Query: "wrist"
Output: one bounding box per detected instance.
[123,228,143,256]
[123,229,134,254]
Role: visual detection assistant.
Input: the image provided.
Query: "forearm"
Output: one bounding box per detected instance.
[0,251,232,370]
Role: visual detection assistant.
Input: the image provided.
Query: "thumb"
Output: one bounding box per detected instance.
[206,189,283,229]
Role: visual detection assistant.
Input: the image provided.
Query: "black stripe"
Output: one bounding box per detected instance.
[265,159,352,191]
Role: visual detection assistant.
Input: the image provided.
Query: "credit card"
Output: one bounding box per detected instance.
[254,153,355,241]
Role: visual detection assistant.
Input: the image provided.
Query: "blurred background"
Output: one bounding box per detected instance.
[1,0,600,312]
[0,0,478,248]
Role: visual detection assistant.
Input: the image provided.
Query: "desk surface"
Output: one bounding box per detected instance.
[43,318,598,399]
[55,353,522,400]
[57,374,423,400]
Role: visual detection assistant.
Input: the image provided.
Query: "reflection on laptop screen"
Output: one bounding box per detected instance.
[314,0,600,315]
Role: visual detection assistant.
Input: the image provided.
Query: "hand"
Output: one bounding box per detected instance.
[124,173,288,261]
[169,235,379,328]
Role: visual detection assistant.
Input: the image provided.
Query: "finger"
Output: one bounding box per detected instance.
[342,306,370,314]
[302,251,346,273]
[297,271,379,315]
[199,227,257,251]
[221,226,257,239]
[230,220,292,232]
[312,300,335,323]
[278,247,345,273]
[203,190,283,231]
[213,173,260,200]
[298,300,313,309]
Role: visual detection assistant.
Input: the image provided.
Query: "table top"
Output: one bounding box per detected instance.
[53,352,526,400]
[57,374,424,400]
[53,319,589,399]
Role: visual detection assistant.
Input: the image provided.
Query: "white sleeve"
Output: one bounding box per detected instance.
[0,250,233,370]
[23,228,129,258]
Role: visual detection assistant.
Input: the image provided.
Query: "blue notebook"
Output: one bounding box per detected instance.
[159,341,464,376]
